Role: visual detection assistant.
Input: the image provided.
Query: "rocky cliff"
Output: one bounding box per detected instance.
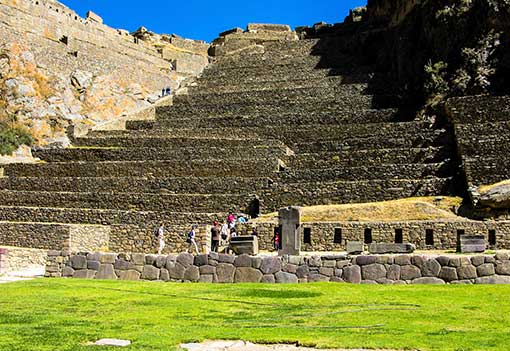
[0,0,209,157]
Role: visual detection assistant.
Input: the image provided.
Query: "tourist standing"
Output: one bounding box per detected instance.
[211,221,220,253]
[273,230,280,251]
[227,212,235,229]
[157,224,165,255]
[186,225,199,254]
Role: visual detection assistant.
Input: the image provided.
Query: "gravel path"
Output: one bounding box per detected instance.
[180,341,401,351]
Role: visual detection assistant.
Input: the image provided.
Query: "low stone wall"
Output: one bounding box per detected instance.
[0,246,47,275]
[238,220,510,251]
[46,251,510,284]
[0,222,110,252]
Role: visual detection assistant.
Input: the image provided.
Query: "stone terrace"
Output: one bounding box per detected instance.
[0,34,457,253]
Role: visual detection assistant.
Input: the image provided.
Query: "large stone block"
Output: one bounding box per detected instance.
[342,265,361,284]
[218,254,235,264]
[394,255,412,266]
[168,262,186,280]
[216,263,235,283]
[275,271,298,284]
[199,265,216,275]
[421,259,441,277]
[261,274,276,283]
[477,263,495,277]
[346,241,364,255]
[308,274,330,282]
[234,267,262,283]
[160,269,170,281]
[356,256,376,266]
[96,264,117,280]
[62,266,75,277]
[101,253,117,264]
[260,257,282,274]
[439,266,458,282]
[233,254,252,268]
[87,260,101,271]
[177,253,194,267]
[131,253,145,266]
[194,254,209,267]
[155,256,167,268]
[362,264,386,281]
[457,265,477,280]
[141,265,160,280]
[387,264,401,280]
[368,243,415,254]
[74,269,97,279]
[114,259,130,271]
[495,261,510,275]
[184,266,200,282]
[119,270,141,281]
[475,275,510,284]
[296,265,309,278]
[70,255,87,270]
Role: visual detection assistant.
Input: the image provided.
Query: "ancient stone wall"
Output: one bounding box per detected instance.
[0,0,209,148]
[238,220,510,251]
[45,250,510,284]
[0,222,110,251]
[0,246,47,275]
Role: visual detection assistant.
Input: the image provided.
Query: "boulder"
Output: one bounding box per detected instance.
[400,265,421,280]
[368,243,415,254]
[234,267,262,283]
[199,265,216,275]
[362,264,387,280]
[233,254,252,267]
[62,266,75,277]
[216,263,235,283]
[342,265,361,284]
[168,262,186,280]
[477,263,495,277]
[141,265,160,280]
[479,183,510,209]
[308,274,330,282]
[275,271,298,284]
[387,264,401,280]
[183,266,200,282]
[74,270,96,279]
[260,257,282,274]
[356,255,376,266]
[495,261,510,275]
[70,255,87,269]
[261,274,276,283]
[119,270,141,281]
[346,241,364,254]
[160,269,170,281]
[394,255,412,266]
[421,259,441,277]
[457,265,477,280]
[296,265,309,278]
[87,260,100,271]
[439,267,458,282]
[475,275,510,284]
[96,264,117,280]
[177,253,194,267]
[194,254,209,266]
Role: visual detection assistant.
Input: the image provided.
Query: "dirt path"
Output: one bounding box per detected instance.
[180,341,401,351]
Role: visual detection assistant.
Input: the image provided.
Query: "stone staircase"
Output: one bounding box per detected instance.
[0,36,457,253]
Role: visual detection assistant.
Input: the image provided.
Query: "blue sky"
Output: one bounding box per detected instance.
[59,0,367,42]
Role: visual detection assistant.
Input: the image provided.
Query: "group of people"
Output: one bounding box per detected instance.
[154,212,256,255]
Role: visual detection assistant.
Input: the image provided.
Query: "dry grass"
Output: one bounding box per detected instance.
[478,180,510,194]
[254,197,464,223]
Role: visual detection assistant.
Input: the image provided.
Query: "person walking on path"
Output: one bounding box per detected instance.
[156,224,166,255]
[186,225,199,254]
[227,213,235,229]
[211,221,220,253]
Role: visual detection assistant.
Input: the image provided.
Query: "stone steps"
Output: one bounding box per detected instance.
[187,75,349,95]
[267,178,453,207]
[293,129,449,153]
[284,146,450,169]
[173,84,370,106]
[155,98,378,119]
[72,135,266,148]
[278,162,451,183]
[3,158,280,178]
[90,121,429,142]
[33,145,288,162]
[464,158,510,185]
[0,206,225,226]
[0,176,271,194]
[145,109,400,130]
[0,190,253,213]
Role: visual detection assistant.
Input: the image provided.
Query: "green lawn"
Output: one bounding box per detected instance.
[0,279,509,351]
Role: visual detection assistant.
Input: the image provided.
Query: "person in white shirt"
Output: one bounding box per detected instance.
[186,225,199,254]
[157,224,165,255]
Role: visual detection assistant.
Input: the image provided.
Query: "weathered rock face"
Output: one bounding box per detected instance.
[0,0,209,155]
[479,183,510,209]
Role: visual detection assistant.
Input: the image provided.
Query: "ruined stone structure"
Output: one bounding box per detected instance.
[46,250,510,285]
[0,0,209,147]
[1,0,510,255]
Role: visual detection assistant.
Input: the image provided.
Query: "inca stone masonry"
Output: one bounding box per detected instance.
[1,0,510,256]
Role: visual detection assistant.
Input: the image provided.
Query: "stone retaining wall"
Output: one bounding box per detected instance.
[45,251,510,284]
[0,246,47,275]
[238,220,510,251]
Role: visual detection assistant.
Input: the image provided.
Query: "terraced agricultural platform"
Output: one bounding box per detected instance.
[0,36,458,253]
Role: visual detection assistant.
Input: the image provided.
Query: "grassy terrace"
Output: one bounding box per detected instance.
[1,279,509,350]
